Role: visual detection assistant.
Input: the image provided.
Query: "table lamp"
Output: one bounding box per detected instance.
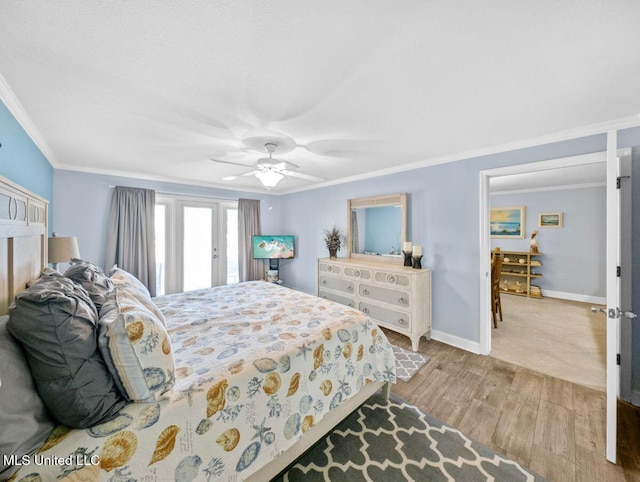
[48,233,80,271]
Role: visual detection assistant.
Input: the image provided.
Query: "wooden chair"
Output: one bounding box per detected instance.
[491,254,503,328]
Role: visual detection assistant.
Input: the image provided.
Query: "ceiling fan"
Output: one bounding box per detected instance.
[211,142,325,189]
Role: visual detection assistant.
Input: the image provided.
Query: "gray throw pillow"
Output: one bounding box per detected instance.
[0,316,55,480]
[7,273,125,428]
[64,258,114,311]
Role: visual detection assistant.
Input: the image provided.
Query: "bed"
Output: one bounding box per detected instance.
[0,176,396,482]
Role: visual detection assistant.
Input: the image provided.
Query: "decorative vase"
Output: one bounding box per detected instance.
[329,248,337,258]
[412,255,423,269]
[403,251,413,267]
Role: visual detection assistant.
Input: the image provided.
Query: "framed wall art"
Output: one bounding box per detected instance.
[490,206,525,238]
[539,212,563,228]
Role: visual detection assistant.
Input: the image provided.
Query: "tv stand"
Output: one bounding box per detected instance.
[269,258,279,270]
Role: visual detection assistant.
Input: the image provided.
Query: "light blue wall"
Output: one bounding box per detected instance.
[53,170,281,271]
[278,134,609,343]
[364,206,402,254]
[491,187,606,298]
[0,100,53,226]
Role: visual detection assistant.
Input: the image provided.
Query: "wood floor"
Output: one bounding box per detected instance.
[384,329,640,482]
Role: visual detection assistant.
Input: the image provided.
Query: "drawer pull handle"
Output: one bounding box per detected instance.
[349,303,354,307]
[327,266,333,272]
[362,289,370,295]
[386,274,397,284]
[399,297,408,304]
[321,280,327,285]
[353,269,361,277]
[347,286,354,292]
[398,318,408,325]
[362,307,370,314]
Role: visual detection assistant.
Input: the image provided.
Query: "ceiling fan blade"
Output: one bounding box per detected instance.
[280,170,326,182]
[240,170,260,177]
[273,160,299,170]
[210,158,254,167]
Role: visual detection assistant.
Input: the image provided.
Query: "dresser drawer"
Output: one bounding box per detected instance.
[374,270,410,287]
[344,266,371,280]
[359,301,411,330]
[359,283,410,308]
[319,290,356,308]
[319,262,341,275]
[318,275,355,294]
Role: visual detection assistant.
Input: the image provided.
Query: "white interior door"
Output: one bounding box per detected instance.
[605,132,620,463]
[605,138,636,463]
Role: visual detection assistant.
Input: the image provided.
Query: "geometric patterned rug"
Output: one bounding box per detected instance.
[276,393,547,482]
[392,345,430,382]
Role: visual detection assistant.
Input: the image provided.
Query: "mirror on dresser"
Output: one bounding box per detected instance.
[347,193,407,264]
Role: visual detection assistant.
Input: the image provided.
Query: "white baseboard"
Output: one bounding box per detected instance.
[542,290,606,305]
[431,329,481,355]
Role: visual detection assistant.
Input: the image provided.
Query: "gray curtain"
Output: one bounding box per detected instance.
[351,210,359,254]
[105,186,157,296]
[238,198,262,282]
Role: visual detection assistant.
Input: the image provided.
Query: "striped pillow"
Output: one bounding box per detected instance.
[98,283,174,402]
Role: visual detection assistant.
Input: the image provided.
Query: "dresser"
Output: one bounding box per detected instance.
[318,257,431,351]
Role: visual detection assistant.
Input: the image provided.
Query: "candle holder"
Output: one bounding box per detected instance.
[403,250,413,267]
[412,255,423,269]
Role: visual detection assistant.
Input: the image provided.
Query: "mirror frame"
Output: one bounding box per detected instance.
[347,193,407,264]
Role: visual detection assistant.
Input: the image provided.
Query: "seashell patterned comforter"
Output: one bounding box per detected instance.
[13,281,396,481]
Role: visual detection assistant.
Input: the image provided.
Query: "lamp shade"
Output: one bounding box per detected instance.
[256,170,284,189]
[48,234,80,265]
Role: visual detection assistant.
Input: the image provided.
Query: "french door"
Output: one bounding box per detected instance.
[155,196,238,295]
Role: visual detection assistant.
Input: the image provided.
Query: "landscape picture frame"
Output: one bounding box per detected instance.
[539,212,563,228]
[490,206,525,238]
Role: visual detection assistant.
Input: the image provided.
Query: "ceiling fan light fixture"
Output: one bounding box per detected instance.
[256,170,284,189]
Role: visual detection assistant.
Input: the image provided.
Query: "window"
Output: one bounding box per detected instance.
[155,196,238,295]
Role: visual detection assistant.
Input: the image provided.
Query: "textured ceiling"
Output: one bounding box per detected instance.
[1,1,639,192]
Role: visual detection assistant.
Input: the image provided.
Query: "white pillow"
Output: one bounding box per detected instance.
[98,283,175,402]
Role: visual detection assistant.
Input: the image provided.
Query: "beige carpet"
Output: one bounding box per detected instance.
[491,295,606,391]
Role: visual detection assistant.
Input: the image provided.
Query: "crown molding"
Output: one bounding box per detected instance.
[0,71,60,167]
[55,164,270,196]
[278,116,640,195]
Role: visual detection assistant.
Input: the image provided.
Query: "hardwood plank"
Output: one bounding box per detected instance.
[382,339,640,481]
[442,369,483,407]
[573,384,606,455]
[541,374,574,410]
[492,399,537,467]
[574,445,626,482]
[472,365,515,410]
[409,368,451,413]
[529,444,576,482]
[507,367,543,410]
[533,400,576,463]
[617,399,640,479]
[456,399,501,446]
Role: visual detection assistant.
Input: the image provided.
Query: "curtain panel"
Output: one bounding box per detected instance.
[238,199,262,282]
[105,186,157,296]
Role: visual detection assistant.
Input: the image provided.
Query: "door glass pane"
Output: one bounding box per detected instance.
[226,208,238,284]
[155,204,166,296]
[184,207,212,291]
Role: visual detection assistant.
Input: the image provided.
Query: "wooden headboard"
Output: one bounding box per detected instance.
[0,175,48,315]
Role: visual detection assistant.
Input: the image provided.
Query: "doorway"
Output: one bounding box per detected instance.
[479,146,633,464]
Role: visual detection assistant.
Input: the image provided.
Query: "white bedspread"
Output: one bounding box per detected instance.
[12,281,396,481]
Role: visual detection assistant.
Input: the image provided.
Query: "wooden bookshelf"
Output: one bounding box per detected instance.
[492,250,542,298]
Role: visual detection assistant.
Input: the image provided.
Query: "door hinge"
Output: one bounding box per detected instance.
[617,353,621,365]
[617,266,621,277]
[617,175,630,188]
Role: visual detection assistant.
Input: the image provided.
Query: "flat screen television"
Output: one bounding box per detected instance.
[253,235,295,259]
